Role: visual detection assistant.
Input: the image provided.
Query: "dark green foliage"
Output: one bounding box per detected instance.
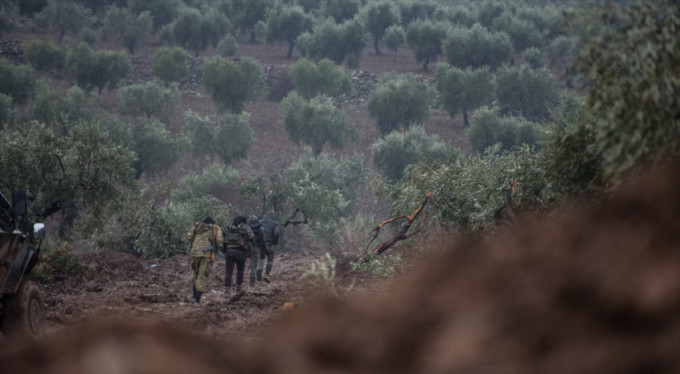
[0,121,136,237]
[31,243,84,283]
[0,1,17,37]
[570,0,680,179]
[217,35,238,57]
[17,0,47,17]
[130,120,190,179]
[371,126,456,181]
[522,47,543,69]
[545,35,577,76]
[398,1,438,26]
[0,59,35,105]
[182,111,254,165]
[66,43,132,94]
[390,145,549,235]
[467,106,544,154]
[435,63,496,127]
[117,79,180,123]
[152,46,190,83]
[128,0,180,32]
[540,94,603,199]
[214,112,254,165]
[280,91,357,156]
[28,80,100,128]
[231,0,273,42]
[405,19,448,71]
[160,7,229,57]
[495,65,559,120]
[442,24,513,71]
[296,17,368,68]
[363,1,399,55]
[492,11,544,51]
[288,58,352,99]
[383,25,404,54]
[101,6,152,54]
[264,4,311,59]
[174,163,239,202]
[0,93,15,127]
[366,73,433,135]
[201,56,265,114]
[321,0,360,23]
[34,0,90,42]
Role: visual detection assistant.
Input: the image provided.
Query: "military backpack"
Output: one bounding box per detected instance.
[224,224,246,247]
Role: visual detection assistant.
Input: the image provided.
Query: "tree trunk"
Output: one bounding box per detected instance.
[373,38,381,55]
[286,40,295,59]
[422,56,430,72]
[463,108,469,127]
[250,31,257,43]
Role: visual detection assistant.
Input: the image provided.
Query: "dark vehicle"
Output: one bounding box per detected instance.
[0,188,45,341]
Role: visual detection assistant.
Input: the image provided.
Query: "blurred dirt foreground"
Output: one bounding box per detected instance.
[3,163,680,373]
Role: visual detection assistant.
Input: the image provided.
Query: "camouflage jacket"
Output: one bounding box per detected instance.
[187,222,223,258]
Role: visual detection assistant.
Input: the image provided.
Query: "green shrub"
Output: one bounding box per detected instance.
[299,253,337,294]
[371,126,456,181]
[0,58,35,104]
[31,242,84,283]
[24,37,66,71]
[366,73,433,135]
[152,46,190,83]
[351,253,403,278]
[288,58,352,99]
[202,56,265,114]
[182,111,254,164]
[117,79,180,123]
[0,93,15,127]
[216,35,238,57]
[174,163,240,202]
[522,47,543,69]
[467,106,545,154]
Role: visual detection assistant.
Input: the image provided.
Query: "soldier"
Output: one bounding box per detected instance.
[247,215,265,287]
[187,216,222,306]
[223,216,254,295]
[257,210,279,283]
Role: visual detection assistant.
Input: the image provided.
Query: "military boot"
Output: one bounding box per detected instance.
[256,269,262,282]
[194,291,203,306]
[224,286,231,296]
[249,277,255,287]
[192,285,197,303]
[236,284,242,294]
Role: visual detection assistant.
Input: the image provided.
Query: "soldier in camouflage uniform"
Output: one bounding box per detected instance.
[247,215,264,287]
[187,216,223,305]
[223,216,255,295]
[257,210,279,283]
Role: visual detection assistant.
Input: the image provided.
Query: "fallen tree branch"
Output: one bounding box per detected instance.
[359,192,431,263]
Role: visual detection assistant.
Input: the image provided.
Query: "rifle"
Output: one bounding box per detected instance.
[201,226,218,261]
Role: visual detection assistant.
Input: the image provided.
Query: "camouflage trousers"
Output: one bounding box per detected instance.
[256,242,276,275]
[191,256,213,292]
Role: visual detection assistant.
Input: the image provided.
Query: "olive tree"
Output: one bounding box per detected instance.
[159,7,229,57]
[101,6,153,54]
[435,63,496,127]
[0,58,35,104]
[182,111,254,165]
[66,43,132,94]
[0,121,136,236]
[130,120,190,179]
[264,3,311,59]
[288,58,352,99]
[383,25,405,55]
[321,0,360,23]
[24,37,66,71]
[201,56,265,114]
[117,79,180,124]
[442,23,513,71]
[467,106,544,154]
[0,93,15,127]
[363,1,399,55]
[371,126,455,181]
[570,0,680,179]
[366,73,433,135]
[495,65,559,120]
[34,0,90,42]
[151,46,190,84]
[128,0,180,32]
[296,17,368,68]
[28,80,100,128]
[231,0,273,42]
[405,19,448,71]
[280,91,358,156]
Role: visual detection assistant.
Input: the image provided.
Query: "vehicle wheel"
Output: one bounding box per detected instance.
[1,281,45,342]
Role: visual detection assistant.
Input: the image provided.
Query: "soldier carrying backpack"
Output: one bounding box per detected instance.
[247,215,265,287]
[257,210,279,283]
[222,215,254,295]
